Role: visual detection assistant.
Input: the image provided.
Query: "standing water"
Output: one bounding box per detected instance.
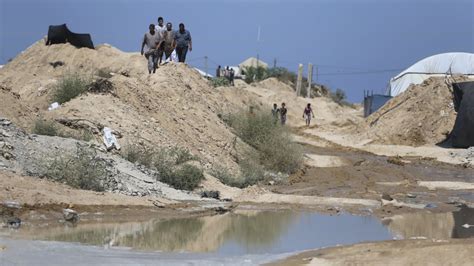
[1,208,472,265]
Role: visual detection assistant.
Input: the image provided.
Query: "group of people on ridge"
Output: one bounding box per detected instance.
[272,103,315,126]
[141,17,193,74]
[216,65,235,86]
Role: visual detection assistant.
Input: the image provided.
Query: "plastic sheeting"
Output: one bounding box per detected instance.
[389,53,474,97]
[46,24,94,49]
[451,81,474,148]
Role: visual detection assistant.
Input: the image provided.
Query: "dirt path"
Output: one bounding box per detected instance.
[265,128,474,216]
[268,239,474,266]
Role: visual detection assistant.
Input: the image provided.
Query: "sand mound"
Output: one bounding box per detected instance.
[0,87,36,129]
[362,77,468,146]
[0,40,248,172]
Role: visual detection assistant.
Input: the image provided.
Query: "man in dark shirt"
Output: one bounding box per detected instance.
[174,23,192,63]
[280,102,288,125]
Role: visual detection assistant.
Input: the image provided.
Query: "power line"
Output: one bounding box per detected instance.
[317,69,403,76]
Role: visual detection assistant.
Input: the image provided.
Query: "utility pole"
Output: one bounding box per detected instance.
[296,63,303,96]
[307,63,313,98]
[204,56,208,77]
[273,58,277,68]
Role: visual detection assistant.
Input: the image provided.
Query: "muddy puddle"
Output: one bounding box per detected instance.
[3,210,392,255]
[1,208,473,265]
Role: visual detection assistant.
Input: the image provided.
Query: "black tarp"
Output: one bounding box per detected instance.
[451,81,474,148]
[364,93,392,117]
[46,24,94,49]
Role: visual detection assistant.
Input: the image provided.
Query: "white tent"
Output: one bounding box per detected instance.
[238,57,268,69]
[388,52,474,97]
[193,67,213,78]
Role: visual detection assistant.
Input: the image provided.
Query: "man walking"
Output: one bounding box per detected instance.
[302,103,315,126]
[162,22,176,61]
[174,23,192,63]
[155,17,166,64]
[280,102,287,125]
[141,24,162,74]
[229,68,235,86]
[155,17,165,34]
[271,103,280,124]
[216,65,221,77]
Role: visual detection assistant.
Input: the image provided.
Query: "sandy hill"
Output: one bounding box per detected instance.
[360,76,470,146]
[221,77,362,129]
[0,40,247,172]
[0,40,362,176]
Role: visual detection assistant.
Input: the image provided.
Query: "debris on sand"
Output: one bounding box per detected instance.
[62,208,79,223]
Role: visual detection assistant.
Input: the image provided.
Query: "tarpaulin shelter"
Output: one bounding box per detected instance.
[46,24,94,49]
[450,81,474,148]
[388,53,474,97]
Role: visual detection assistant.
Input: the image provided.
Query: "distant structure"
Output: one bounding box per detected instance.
[388,52,474,97]
[239,57,268,70]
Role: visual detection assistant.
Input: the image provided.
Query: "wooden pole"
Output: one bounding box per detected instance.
[296,63,303,96]
[307,63,313,98]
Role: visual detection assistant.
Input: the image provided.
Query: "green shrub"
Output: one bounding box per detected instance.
[52,74,90,104]
[122,145,202,191]
[123,145,155,168]
[228,109,303,175]
[210,77,230,87]
[243,66,269,83]
[267,67,297,84]
[330,88,354,107]
[212,164,250,188]
[45,144,106,191]
[33,119,59,136]
[168,147,197,165]
[160,164,204,191]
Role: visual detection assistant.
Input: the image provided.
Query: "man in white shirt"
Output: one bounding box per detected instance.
[155,17,165,35]
[155,17,165,64]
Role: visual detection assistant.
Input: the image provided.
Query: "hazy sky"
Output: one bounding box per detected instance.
[1,0,473,102]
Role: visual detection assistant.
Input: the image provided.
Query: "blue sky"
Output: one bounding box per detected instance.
[1,0,473,102]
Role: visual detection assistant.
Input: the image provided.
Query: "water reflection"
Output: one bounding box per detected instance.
[385,206,474,239]
[25,210,296,253]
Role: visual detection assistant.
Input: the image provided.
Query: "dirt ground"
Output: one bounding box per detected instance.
[269,239,474,266]
[268,128,474,217]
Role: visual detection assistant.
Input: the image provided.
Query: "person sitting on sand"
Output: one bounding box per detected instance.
[162,22,176,61]
[141,24,162,74]
[303,103,315,126]
[280,102,287,125]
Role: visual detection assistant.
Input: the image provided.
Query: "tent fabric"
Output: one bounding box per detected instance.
[363,94,392,117]
[451,81,474,148]
[389,53,474,97]
[46,24,94,49]
[238,57,268,69]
